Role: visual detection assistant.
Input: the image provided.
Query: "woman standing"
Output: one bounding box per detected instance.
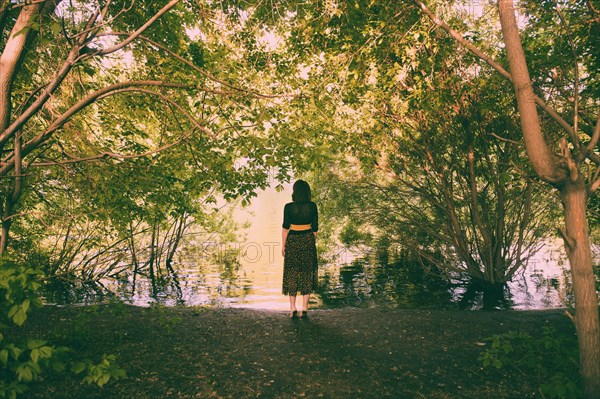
[281,180,318,319]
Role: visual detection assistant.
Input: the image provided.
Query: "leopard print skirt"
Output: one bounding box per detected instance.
[282,230,318,296]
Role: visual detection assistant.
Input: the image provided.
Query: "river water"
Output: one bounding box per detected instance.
[43,183,580,311]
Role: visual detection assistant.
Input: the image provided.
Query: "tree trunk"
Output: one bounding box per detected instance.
[0,0,10,38]
[559,179,600,398]
[0,2,54,255]
[0,3,44,132]
[497,1,600,396]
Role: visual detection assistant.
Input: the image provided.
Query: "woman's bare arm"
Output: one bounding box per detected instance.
[282,228,289,256]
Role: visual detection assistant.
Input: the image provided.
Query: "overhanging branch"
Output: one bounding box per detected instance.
[0,80,203,176]
[97,0,180,55]
[31,134,188,166]
[585,114,600,159]
[96,32,297,100]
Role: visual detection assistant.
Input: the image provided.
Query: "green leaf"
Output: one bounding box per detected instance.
[71,361,86,374]
[13,308,27,326]
[12,26,30,38]
[108,365,126,378]
[38,346,53,358]
[38,36,51,47]
[50,21,62,35]
[10,346,22,360]
[51,360,66,372]
[0,349,8,366]
[97,374,110,387]
[16,364,33,382]
[21,298,30,313]
[27,339,46,350]
[8,305,18,318]
[31,348,39,363]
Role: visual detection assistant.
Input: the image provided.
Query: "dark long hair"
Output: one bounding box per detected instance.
[292,179,311,202]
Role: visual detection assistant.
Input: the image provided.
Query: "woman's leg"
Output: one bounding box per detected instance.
[289,295,297,313]
[302,294,309,312]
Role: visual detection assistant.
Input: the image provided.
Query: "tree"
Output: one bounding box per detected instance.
[365,107,553,286]
[412,0,599,395]
[282,0,556,286]
[307,72,557,290]
[283,0,598,393]
[0,0,302,258]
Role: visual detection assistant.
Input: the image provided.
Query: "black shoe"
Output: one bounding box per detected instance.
[300,311,308,319]
[290,310,298,319]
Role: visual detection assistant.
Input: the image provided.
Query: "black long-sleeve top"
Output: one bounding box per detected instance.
[282,201,318,232]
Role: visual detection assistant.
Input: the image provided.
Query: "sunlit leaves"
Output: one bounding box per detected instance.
[71,354,126,388]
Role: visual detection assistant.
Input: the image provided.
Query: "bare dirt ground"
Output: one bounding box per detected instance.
[19,305,574,398]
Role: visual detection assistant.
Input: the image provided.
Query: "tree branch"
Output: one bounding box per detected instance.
[497,0,567,184]
[0,0,180,147]
[6,0,50,9]
[490,132,521,145]
[97,32,296,99]
[585,114,600,159]
[94,87,216,138]
[0,81,195,176]
[31,135,188,166]
[0,2,43,131]
[1,43,84,147]
[467,143,493,280]
[555,4,580,144]
[98,0,180,55]
[413,0,579,148]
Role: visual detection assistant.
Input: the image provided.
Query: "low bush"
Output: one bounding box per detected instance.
[0,257,125,398]
[479,325,580,399]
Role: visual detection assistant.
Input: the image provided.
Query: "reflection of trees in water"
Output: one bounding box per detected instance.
[41,242,256,305]
[127,245,252,305]
[44,239,586,308]
[455,279,513,310]
[317,251,455,309]
[43,279,112,305]
[146,267,185,305]
[527,262,600,309]
[42,263,187,306]
[316,246,569,310]
[213,248,252,300]
[317,240,588,310]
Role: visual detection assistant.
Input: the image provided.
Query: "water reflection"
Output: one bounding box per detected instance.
[454,280,512,311]
[42,249,576,311]
[316,257,456,309]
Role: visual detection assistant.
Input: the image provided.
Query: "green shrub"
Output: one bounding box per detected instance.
[479,326,580,399]
[71,354,126,387]
[0,257,126,398]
